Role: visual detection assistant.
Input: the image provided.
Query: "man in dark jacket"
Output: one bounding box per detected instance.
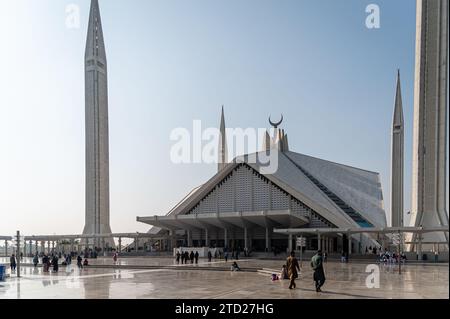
[311,250,326,292]
[10,254,17,272]
[194,251,199,264]
[52,255,59,272]
[207,251,212,262]
[190,251,195,264]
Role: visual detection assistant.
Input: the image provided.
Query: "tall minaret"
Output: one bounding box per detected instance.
[83,0,113,247]
[391,70,404,228]
[410,0,448,248]
[218,106,228,172]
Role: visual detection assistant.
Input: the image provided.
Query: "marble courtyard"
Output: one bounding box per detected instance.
[0,257,447,299]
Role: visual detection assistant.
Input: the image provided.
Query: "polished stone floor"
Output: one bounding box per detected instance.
[0,258,448,299]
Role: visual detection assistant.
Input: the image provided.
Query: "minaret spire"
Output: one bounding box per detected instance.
[409,0,449,251]
[85,0,107,62]
[391,69,404,228]
[83,0,113,247]
[218,106,228,172]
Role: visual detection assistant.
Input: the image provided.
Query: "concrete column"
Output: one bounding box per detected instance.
[205,229,209,247]
[348,234,352,255]
[48,241,51,254]
[244,227,248,250]
[317,233,321,251]
[417,234,423,260]
[359,233,363,254]
[288,234,293,253]
[134,238,138,253]
[101,238,106,252]
[4,240,7,257]
[187,230,192,247]
[118,237,122,252]
[70,240,74,253]
[29,240,32,257]
[41,241,45,254]
[35,241,38,254]
[224,229,228,248]
[265,227,270,252]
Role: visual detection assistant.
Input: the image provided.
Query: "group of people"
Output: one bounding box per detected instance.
[10,252,91,273]
[379,250,407,264]
[175,247,247,265]
[176,251,200,264]
[274,250,326,293]
[365,246,379,255]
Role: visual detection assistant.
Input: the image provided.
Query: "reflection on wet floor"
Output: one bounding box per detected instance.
[0,258,448,299]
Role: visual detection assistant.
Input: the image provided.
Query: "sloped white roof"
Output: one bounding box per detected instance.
[284,152,387,227]
[148,150,387,230]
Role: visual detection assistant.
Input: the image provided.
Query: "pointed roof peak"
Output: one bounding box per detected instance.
[393,69,404,125]
[85,0,106,61]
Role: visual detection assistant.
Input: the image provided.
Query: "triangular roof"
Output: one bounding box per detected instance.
[161,150,386,229]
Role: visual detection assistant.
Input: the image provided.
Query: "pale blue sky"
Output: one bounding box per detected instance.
[0,0,447,236]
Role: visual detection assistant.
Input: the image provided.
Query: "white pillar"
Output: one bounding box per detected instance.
[205,229,209,247]
[187,231,192,247]
[317,233,321,251]
[224,229,228,248]
[417,234,423,260]
[4,240,7,257]
[244,227,248,250]
[348,234,352,255]
[288,234,293,252]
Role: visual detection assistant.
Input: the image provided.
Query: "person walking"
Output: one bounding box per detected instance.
[194,251,199,264]
[207,251,212,262]
[190,251,195,264]
[42,254,49,272]
[10,254,17,272]
[52,255,59,272]
[286,251,300,289]
[113,252,118,264]
[176,251,181,264]
[33,253,39,268]
[77,255,83,269]
[311,250,326,292]
[224,251,229,262]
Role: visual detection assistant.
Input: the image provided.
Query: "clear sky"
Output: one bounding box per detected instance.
[0,0,447,237]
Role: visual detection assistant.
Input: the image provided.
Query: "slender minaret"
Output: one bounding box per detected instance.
[218,106,228,172]
[410,0,448,249]
[391,70,404,228]
[83,0,113,247]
